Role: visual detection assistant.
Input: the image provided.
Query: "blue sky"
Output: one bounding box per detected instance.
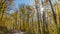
[14,0,34,5]
[12,0,58,9]
[9,0,58,13]
[9,0,34,13]
[14,0,57,7]
[14,0,34,8]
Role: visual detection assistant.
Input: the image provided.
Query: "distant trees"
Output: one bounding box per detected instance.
[19,5,35,32]
[0,0,14,27]
[0,0,60,34]
[0,0,14,33]
[54,1,60,34]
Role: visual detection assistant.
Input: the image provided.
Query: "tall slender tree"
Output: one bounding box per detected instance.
[35,0,41,34]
